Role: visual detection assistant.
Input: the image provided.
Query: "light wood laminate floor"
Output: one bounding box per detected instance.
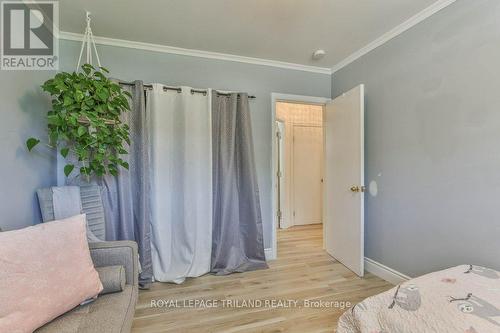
[132,224,393,333]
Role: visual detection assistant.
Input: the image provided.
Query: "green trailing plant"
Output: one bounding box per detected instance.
[26,64,131,178]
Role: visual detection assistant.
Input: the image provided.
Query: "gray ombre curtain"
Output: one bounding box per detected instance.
[99,80,153,288]
[211,92,268,275]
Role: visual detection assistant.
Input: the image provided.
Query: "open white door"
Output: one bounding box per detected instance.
[324,84,365,277]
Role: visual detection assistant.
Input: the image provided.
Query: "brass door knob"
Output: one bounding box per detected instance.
[350,185,366,193]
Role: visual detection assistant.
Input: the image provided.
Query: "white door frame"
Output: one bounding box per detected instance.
[275,120,285,229]
[270,93,331,260]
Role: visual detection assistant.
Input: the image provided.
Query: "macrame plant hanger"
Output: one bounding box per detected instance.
[76,12,102,71]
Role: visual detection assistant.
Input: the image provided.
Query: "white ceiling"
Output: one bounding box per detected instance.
[59,0,439,69]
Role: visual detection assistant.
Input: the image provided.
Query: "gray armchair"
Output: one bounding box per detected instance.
[36,185,107,240]
[34,186,139,333]
[36,241,139,333]
[89,241,139,287]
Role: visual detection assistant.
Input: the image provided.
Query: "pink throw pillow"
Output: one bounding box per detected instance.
[0,214,103,333]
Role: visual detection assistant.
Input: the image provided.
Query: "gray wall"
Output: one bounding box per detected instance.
[3,0,496,277]
[59,40,331,248]
[332,0,500,277]
[0,71,56,230]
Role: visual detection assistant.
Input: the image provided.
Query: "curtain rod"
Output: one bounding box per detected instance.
[119,82,256,99]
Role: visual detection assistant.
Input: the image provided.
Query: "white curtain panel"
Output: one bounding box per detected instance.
[147,84,213,284]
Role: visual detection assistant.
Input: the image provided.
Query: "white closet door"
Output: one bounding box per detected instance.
[292,125,323,226]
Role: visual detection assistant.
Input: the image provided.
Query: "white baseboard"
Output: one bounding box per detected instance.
[364,257,410,285]
[265,248,276,261]
[263,250,408,282]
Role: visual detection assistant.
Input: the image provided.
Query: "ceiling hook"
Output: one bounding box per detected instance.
[85,11,92,29]
[76,10,102,71]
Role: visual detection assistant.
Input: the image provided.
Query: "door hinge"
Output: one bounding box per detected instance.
[276,131,282,139]
[277,210,282,219]
[277,171,282,178]
[293,211,296,217]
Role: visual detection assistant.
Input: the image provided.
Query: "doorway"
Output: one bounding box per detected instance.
[270,88,365,277]
[276,102,324,229]
[271,93,330,260]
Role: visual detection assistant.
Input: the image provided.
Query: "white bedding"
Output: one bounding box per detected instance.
[337,265,500,333]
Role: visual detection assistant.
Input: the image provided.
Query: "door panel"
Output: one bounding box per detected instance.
[293,125,323,226]
[324,84,365,277]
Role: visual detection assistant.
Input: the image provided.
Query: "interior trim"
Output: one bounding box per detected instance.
[331,0,457,73]
[364,257,411,285]
[58,31,333,75]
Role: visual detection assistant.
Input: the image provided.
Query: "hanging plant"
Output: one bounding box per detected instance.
[27,64,131,178]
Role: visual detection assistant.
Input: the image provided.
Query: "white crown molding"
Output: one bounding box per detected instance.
[364,257,411,285]
[58,31,332,75]
[331,0,457,73]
